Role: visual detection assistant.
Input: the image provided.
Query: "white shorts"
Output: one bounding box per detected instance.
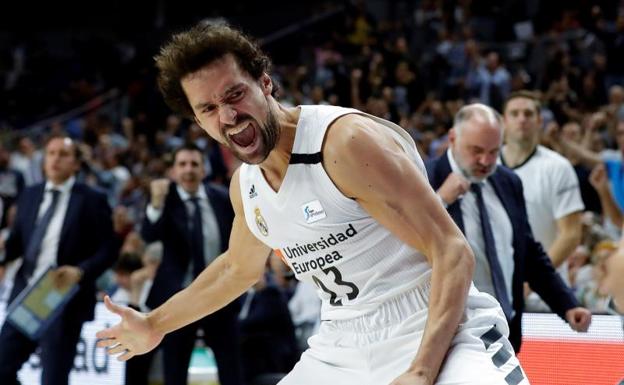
[279,283,530,385]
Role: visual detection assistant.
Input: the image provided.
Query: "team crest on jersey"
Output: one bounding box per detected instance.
[254,207,269,236]
[301,200,326,223]
[249,184,258,199]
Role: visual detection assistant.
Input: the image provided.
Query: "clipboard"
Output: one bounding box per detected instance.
[5,266,79,340]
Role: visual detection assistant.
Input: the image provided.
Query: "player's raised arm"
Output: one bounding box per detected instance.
[323,114,474,384]
[96,168,271,361]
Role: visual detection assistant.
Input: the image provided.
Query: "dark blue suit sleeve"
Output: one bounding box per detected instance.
[141,187,175,243]
[141,209,165,243]
[77,191,116,282]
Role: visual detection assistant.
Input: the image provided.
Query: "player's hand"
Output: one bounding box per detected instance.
[51,265,83,289]
[150,178,171,209]
[96,296,164,361]
[565,307,592,332]
[436,172,470,206]
[0,265,5,283]
[389,370,433,385]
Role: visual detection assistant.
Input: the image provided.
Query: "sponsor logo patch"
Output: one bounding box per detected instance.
[301,200,327,223]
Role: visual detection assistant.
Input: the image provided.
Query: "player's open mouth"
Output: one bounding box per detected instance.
[228,122,257,149]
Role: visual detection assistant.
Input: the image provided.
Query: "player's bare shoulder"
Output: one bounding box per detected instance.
[228,166,244,214]
[323,113,406,200]
[323,114,399,165]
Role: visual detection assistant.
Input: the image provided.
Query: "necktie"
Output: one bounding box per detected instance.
[189,197,205,277]
[24,189,61,277]
[470,183,513,320]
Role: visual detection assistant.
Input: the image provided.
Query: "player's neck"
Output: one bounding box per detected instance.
[502,139,538,168]
[259,104,300,192]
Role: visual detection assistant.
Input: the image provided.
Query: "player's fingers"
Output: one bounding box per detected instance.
[107,344,129,355]
[96,337,118,348]
[96,324,120,340]
[103,295,126,316]
[117,350,135,362]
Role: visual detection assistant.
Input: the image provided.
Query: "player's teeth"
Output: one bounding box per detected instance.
[230,124,248,135]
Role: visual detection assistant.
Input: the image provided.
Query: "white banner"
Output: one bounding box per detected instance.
[0,302,124,385]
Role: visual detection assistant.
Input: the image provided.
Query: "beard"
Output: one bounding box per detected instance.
[223,103,280,165]
[454,152,496,182]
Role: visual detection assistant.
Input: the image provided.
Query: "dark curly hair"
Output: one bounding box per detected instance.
[155,22,273,118]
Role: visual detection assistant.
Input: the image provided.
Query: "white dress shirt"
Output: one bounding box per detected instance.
[31,176,75,282]
[447,150,515,309]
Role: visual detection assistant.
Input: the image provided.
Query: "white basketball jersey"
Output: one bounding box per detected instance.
[239,105,432,320]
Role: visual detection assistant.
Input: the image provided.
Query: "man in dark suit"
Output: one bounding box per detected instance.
[425,103,591,352]
[141,143,242,385]
[0,135,116,385]
[239,272,298,384]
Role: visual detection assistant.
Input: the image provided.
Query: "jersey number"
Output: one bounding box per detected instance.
[311,266,359,306]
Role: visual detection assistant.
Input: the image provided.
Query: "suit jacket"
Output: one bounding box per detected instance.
[142,182,237,314]
[2,181,116,322]
[426,153,579,351]
[239,283,298,378]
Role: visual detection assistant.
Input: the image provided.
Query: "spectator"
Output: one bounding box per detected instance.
[110,252,143,304]
[553,119,624,214]
[589,163,623,228]
[567,245,593,292]
[551,120,602,214]
[600,236,624,383]
[157,115,184,151]
[575,241,615,313]
[130,241,162,311]
[0,205,18,302]
[466,51,511,111]
[603,230,624,315]
[96,148,131,206]
[9,136,43,186]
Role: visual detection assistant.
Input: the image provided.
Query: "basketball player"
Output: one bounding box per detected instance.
[97,23,529,385]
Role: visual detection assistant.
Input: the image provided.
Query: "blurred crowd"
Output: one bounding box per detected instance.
[1,0,624,384]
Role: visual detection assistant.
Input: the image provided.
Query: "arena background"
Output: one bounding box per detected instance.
[1,1,624,384]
